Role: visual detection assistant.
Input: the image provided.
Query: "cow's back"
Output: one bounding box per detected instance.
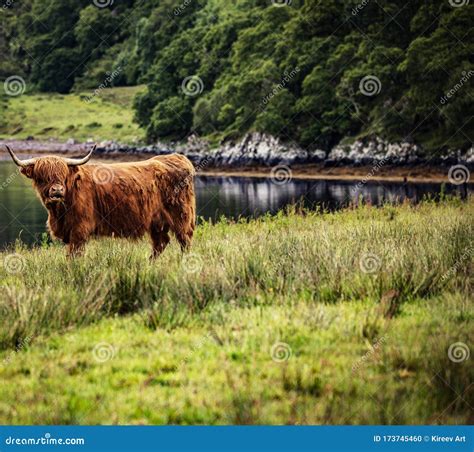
[150,154,195,177]
[80,154,195,239]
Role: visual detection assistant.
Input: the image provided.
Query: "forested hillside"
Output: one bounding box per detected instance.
[1,0,472,153]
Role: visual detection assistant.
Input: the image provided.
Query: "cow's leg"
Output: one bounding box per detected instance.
[150,223,170,259]
[67,229,89,258]
[179,204,195,252]
[175,227,193,252]
[67,240,86,258]
[172,215,194,252]
[166,214,194,252]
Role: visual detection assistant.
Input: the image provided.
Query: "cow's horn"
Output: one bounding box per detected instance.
[64,144,96,166]
[4,145,37,167]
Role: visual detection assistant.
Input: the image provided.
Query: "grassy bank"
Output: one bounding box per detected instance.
[0,200,472,424]
[0,86,145,143]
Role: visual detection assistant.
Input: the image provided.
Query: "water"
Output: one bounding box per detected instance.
[0,162,470,248]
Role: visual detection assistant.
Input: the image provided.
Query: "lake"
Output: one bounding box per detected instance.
[0,161,470,248]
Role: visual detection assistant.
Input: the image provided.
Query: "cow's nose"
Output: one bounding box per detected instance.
[49,185,65,198]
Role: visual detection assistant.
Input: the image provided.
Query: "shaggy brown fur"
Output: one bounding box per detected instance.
[18,154,196,257]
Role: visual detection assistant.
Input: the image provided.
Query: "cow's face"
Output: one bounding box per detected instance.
[22,157,71,206]
[5,145,95,206]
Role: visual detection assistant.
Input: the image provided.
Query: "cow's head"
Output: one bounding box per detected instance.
[5,145,95,206]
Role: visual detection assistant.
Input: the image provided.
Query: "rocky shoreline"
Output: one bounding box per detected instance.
[1,134,473,169]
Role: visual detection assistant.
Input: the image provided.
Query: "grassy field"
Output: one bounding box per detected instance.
[0,86,145,143]
[0,199,472,425]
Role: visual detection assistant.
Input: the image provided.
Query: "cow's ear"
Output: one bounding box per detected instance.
[68,166,79,176]
[20,165,34,179]
[71,170,81,188]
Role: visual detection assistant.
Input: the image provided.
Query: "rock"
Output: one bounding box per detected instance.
[465,147,474,164]
[312,149,327,162]
[1,135,472,169]
[205,133,309,167]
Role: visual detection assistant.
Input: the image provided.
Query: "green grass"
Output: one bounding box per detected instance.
[0,200,472,424]
[0,86,145,143]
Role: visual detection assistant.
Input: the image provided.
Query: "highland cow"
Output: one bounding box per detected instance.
[5,145,196,257]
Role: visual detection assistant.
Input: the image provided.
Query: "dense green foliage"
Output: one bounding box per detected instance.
[1,0,473,152]
[0,200,472,423]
